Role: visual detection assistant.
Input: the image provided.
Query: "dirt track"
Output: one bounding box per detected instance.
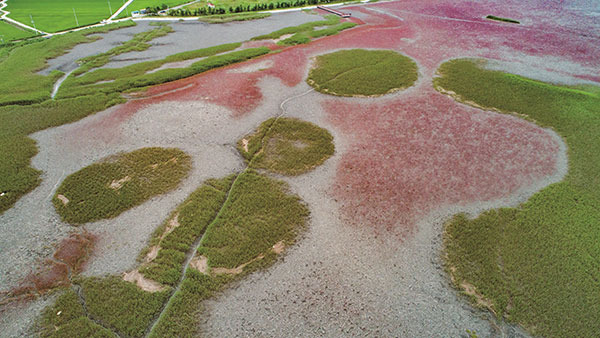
[1,0,599,336]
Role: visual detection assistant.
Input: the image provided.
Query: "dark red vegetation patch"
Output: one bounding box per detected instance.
[53,232,95,273]
[10,260,69,298]
[326,88,561,236]
[6,232,95,300]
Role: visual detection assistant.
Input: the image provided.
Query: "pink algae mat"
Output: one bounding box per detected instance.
[106,0,598,236]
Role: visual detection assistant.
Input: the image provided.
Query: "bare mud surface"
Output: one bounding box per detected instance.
[1,0,597,336]
[42,11,321,75]
[101,12,322,69]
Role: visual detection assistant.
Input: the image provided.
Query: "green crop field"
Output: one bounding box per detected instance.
[307,49,419,96]
[437,59,600,337]
[0,20,36,41]
[5,0,127,32]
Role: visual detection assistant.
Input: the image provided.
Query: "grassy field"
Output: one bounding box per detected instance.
[238,117,335,175]
[307,49,419,96]
[0,20,134,107]
[5,0,127,32]
[0,20,36,41]
[140,176,233,285]
[79,276,170,337]
[198,170,309,268]
[53,147,192,224]
[436,59,600,337]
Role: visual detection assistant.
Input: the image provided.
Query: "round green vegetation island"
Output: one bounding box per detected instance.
[307,49,418,97]
[53,147,192,224]
[238,117,334,175]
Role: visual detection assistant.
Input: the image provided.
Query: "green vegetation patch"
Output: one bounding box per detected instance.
[73,23,173,76]
[0,20,135,106]
[275,21,357,46]
[149,269,228,337]
[485,15,520,24]
[38,289,116,338]
[151,170,309,335]
[197,12,271,23]
[0,93,123,215]
[4,0,127,33]
[307,49,418,96]
[53,147,191,224]
[0,20,36,42]
[60,41,241,90]
[79,276,170,337]
[140,176,234,285]
[57,46,270,99]
[199,170,309,268]
[238,117,335,175]
[251,14,339,40]
[436,59,600,337]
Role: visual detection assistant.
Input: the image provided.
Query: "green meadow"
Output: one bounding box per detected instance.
[437,59,600,337]
[307,49,419,96]
[0,20,36,41]
[5,0,127,32]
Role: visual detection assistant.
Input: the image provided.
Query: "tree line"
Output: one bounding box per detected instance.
[144,0,338,16]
